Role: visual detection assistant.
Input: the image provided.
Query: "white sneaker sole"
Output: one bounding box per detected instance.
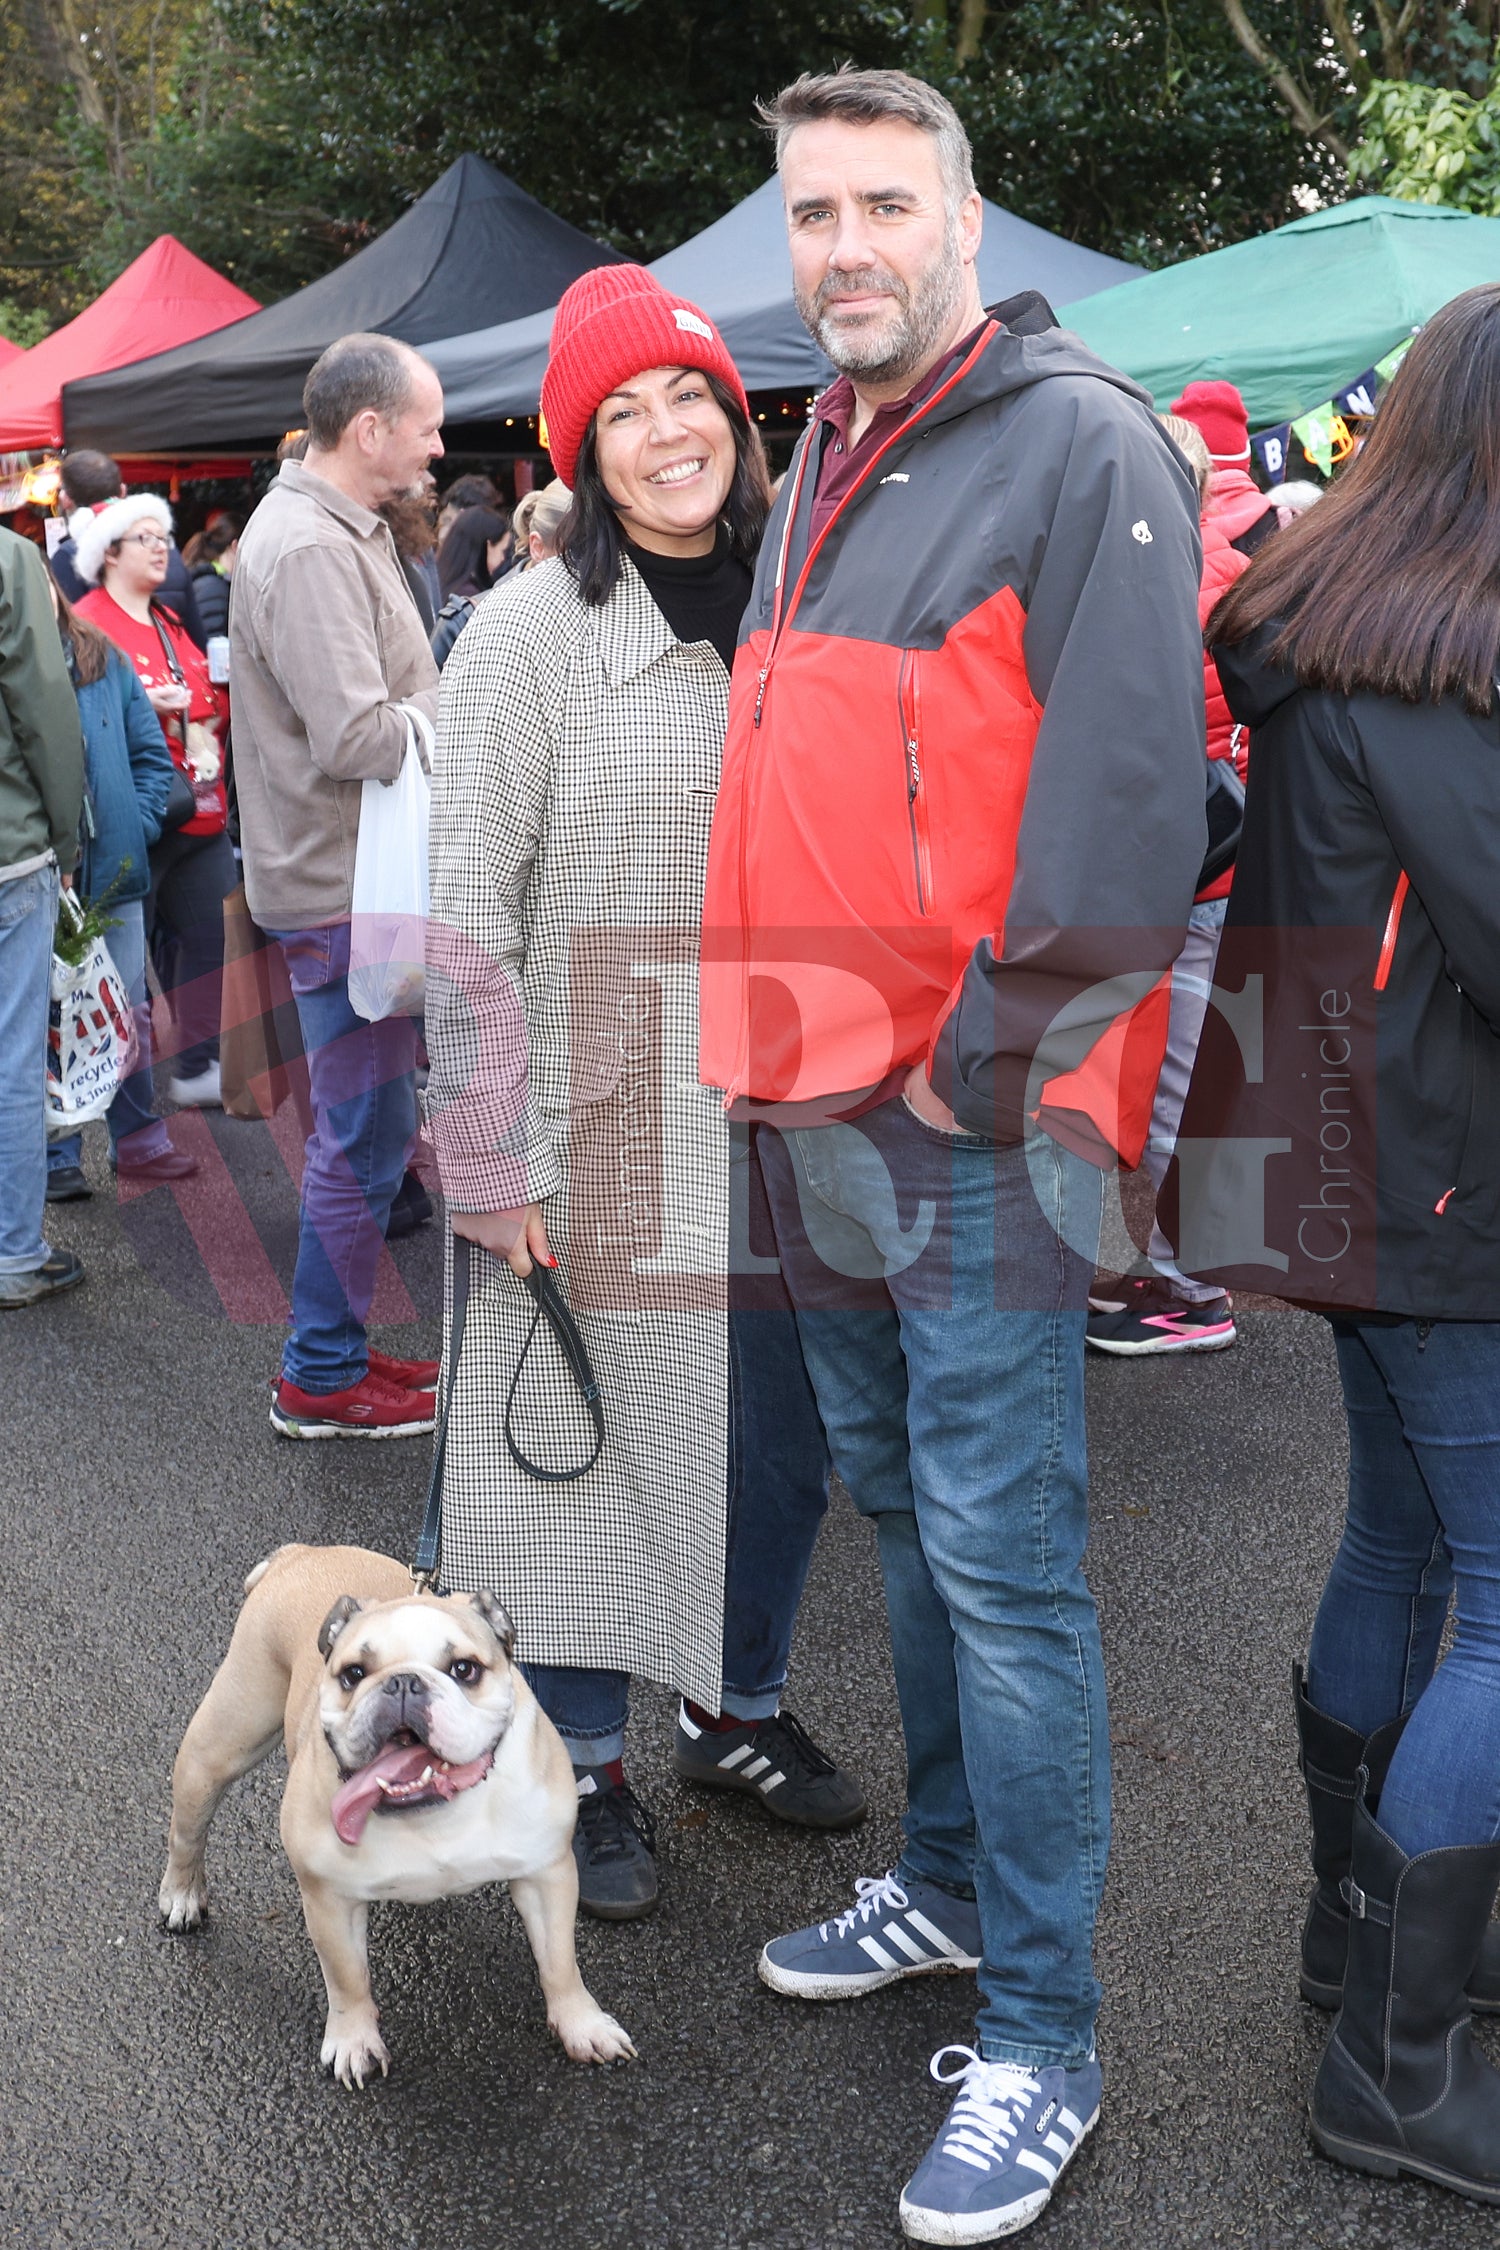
[898,2103,1099,2243]
[757,1946,980,2000]
[1085,1325,1236,1356]
[268,1404,435,1440]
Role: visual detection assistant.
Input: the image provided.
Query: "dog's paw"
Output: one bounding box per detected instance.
[158,1879,208,1932]
[320,2015,390,2089]
[551,2006,637,2065]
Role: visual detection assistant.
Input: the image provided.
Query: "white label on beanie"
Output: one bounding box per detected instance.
[674,309,714,341]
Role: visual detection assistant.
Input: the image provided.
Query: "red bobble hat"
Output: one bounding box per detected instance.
[1170,379,1251,465]
[540,264,748,488]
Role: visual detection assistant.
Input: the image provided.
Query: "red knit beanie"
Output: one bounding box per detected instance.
[1170,379,1251,464]
[540,264,748,488]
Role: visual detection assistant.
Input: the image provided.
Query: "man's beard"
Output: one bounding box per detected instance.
[795,234,967,386]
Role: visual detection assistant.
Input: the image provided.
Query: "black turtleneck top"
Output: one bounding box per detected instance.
[624,524,751,673]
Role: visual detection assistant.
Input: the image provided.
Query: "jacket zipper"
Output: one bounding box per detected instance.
[1373,869,1409,993]
[897,650,934,915]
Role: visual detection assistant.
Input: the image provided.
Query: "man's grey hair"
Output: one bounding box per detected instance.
[757,67,976,216]
[303,333,424,450]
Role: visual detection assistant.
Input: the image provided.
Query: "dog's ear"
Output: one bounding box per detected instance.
[467,1590,516,1658]
[317,1595,365,1660]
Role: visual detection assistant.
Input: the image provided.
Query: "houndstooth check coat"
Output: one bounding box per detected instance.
[425,555,731,1708]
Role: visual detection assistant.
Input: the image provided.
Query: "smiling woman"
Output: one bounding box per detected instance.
[425,263,864,1928]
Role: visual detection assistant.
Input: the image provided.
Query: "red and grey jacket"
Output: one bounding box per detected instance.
[698,306,1208,1164]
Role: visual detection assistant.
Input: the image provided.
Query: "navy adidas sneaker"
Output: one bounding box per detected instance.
[758,1869,981,2000]
[899,2045,1100,2243]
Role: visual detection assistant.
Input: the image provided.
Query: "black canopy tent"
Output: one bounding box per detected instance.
[429,175,1142,423]
[61,155,624,455]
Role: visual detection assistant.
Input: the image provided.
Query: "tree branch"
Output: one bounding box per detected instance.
[955,0,988,67]
[1321,0,1371,86]
[1219,0,1352,164]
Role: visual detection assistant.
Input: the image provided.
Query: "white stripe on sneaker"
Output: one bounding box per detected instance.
[1057,2107,1084,2137]
[717,1743,754,1770]
[741,1755,771,1780]
[857,1936,898,1969]
[757,1769,786,1793]
[1016,2149,1059,2183]
[904,1909,972,1960]
[1044,2130,1072,2156]
[882,1921,929,1963]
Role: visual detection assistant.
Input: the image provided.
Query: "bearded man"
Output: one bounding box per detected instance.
[698,67,1207,2244]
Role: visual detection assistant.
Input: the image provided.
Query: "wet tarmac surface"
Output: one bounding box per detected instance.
[4,1114,1494,2248]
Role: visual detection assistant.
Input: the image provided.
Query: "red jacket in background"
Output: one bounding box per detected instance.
[1195,469,1268,901]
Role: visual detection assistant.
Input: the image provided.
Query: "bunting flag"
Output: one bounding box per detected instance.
[1249,329,1418,485]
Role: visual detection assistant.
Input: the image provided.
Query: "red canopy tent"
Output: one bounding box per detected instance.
[0,237,258,449]
[0,337,21,368]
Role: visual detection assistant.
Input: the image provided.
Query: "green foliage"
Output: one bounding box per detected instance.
[1352,74,1500,214]
[0,302,51,349]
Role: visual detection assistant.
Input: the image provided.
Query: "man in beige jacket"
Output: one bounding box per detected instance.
[232,331,443,1438]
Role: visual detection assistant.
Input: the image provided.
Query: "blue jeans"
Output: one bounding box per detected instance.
[0,863,59,1273]
[268,922,418,1392]
[48,899,172,1171]
[758,1095,1107,2070]
[1308,1318,1500,1857]
[525,1298,832,1761]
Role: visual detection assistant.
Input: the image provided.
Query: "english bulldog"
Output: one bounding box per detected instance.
[159,1542,633,2085]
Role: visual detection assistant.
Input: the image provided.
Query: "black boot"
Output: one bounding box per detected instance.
[1293,1661,1500,2012]
[1310,1785,1500,2202]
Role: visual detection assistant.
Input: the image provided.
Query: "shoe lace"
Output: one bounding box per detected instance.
[821,1869,909,1943]
[576,1781,658,1862]
[929,2046,1041,2171]
[756,1709,838,1781]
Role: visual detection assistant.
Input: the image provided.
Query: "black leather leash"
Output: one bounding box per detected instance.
[413,1233,606,1589]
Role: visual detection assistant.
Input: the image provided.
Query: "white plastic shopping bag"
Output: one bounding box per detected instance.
[45,888,137,1136]
[348,704,434,1023]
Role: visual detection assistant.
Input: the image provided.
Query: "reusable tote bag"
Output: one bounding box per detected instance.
[347,704,434,1024]
[45,888,137,1136]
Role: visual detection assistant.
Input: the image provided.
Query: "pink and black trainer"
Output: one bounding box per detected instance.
[1085,1273,1236,1355]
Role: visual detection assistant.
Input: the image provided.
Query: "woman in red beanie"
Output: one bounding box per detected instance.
[425,268,864,1921]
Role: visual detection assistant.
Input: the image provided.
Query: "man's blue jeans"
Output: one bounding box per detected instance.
[525,1299,832,1759]
[268,921,418,1392]
[757,1095,1107,2071]
[1309,1318,1500,1858]
[0,863,60,1274]
[48,898,173,1172]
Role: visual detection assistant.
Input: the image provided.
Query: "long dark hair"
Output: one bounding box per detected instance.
[1211,284,1500,712]
[436,505,510,601]
[52,581,112,687]
[561,369,772,606]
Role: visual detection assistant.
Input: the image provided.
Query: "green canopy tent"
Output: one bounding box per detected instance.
[1059,196,1500,428]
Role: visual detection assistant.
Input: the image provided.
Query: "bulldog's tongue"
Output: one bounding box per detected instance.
[331,1741,491,1845]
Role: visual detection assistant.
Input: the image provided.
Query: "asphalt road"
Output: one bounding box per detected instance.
[3,1110,1495,2250]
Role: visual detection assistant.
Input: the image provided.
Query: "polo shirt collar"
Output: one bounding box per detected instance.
[277,458,388,540]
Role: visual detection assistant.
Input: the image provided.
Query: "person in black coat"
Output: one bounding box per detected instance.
[52,451,207,648]
[183,515,239,641]
[1172,284,1500,2205]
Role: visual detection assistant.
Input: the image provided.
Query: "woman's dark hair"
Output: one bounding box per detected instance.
[53,582,112,688]
[560,369,773,606]
[436,504,510,601]
[1211,284,1500,713]
[181,515,240,570]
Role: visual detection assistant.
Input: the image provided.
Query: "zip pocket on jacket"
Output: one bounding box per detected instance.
[897,650,934,916]
[1374,869,1409,992]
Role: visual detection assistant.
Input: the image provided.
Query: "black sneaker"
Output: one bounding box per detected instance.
[0,1247,86,1308]
[385,1167,434,1241]
[45,1166,92,1202]
[1086,1273,1236,1355]
[573,1774,659,1921]
[674,1706,867,1830]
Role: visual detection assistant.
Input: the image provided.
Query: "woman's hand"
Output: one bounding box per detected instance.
[146,682,192,717]
[450,1202,554,1278]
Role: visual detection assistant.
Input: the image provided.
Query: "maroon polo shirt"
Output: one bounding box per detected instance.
[808,321,989,545]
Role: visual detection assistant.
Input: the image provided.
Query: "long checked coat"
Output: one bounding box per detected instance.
[425,556,731,1708]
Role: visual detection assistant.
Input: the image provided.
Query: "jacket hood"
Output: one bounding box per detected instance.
[912,294,1156,431]
[1210,623,1303,730]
